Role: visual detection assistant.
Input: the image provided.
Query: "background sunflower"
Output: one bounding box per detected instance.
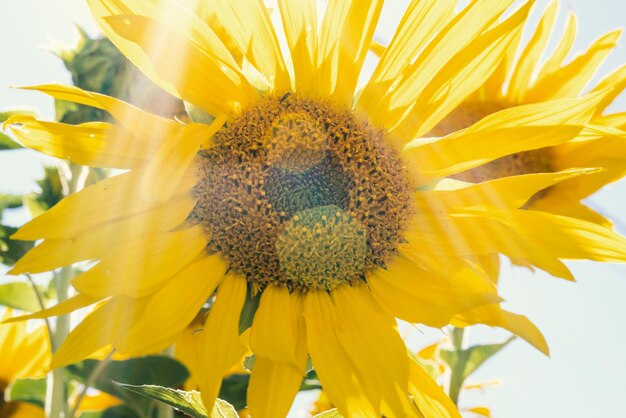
[0,1,625,417]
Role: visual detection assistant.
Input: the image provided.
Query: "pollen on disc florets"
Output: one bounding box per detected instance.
[192,93,413,292]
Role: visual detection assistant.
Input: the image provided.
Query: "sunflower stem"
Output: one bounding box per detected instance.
[47,163,86,418]
[156,346,175,418]
[67,349,115,418]
[448,327,467,406]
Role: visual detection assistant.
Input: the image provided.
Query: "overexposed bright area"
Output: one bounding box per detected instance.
[1,1,625,417]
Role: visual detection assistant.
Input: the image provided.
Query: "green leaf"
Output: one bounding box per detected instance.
[117,384,208,418]
[78,405,140,418]
[218,374,249,411]
[68,355,189,417]
[6,378,47,407]
[0,132,21,150]
[0,282,43,312]
[211,399,239,418]
[313,409,343,417]
[238,284,261,334]
[0,225,34,267]
[461,336,516,380]
[24,166,65,218]
[0,193,23,211]
[67,356,189,398]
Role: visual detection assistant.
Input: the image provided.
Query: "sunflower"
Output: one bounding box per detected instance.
[5,0,626,417]
[0,309,49,418]
[424,0,626,227]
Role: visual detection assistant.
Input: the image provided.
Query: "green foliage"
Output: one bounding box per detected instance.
[23,166,64,218]
[117,384,208,418]
[440,335,516,383]
[218,374,249,412]
[440,331,516,404]
[55,27,127,124]
[68,356,189,418]
[6,378,47,407]
[0,282,44,311]
[0,132,21,150]
[117,384,240,418]
[0,194,23,211]
[0,225,33,266]
[79,406,139,418]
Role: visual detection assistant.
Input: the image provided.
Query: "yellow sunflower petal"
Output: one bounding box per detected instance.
[2,294,100,323]
[250,285,305,368]
[142,115,226,202]
[209,0,290,92]
[428,208,626,280]
[10,195,195,274]
[530,194,612,227]
[247,357,305,418]
[402,91,606,182]
[536,13,578,81]
[199,273,247,412]
[507,1,559,103]
[414,168,601,212]
[12,170,197,241]
[52,296,146,368]
[277,0,318,93]
[332,285,417,417]
[0,402,46,418]
[391,1,531,142]
[318,0,384,106]
[103,13,252,116]
[404,210,576,280]
[304,290,379,417]
[365,0,516,131]
[4,115,148,169]
[117,254,227,355]
[71,225,208,298]
[592,64,626,114]
[87,0,254,115]
[454,307,549,355]
[550,130,626,199]
[362,0,456,105]
[527,30,622,101]
[20,84,179,139]
[369,254,500,327]
[409,357,461,418]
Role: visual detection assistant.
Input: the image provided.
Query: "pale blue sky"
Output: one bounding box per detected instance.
[1,1,625,417]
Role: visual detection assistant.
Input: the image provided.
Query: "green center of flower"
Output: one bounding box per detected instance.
[193,94,413,292]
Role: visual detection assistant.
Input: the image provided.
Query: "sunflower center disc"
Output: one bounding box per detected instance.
[193,94,413,292]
